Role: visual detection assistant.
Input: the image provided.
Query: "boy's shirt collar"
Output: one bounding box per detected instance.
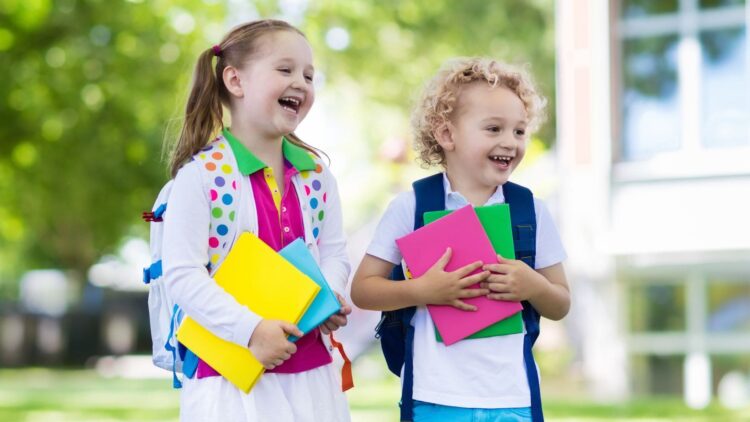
[442,172,506,208]
[222,128,317,175]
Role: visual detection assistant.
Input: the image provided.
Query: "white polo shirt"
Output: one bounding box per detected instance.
[366,174,566,408]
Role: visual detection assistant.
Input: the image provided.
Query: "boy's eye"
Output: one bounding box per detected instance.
[514,129,526,136]
[486,126,501,133]
[304,74,314,82]
[278,68,291,74]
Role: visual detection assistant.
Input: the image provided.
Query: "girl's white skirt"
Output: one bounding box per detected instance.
[179,363,350,421]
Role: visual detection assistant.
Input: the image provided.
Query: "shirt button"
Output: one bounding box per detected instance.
[283,227,290,233]
[282,206,287,213]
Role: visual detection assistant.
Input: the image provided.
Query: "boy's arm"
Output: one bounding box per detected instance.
[351,250,490,312]
[528,263,570,321]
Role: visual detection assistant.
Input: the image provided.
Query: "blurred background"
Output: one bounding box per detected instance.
[1,0,749,421]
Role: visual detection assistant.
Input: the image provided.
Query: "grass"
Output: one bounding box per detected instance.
[0,360,748,421]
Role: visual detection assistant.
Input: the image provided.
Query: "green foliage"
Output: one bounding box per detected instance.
[0,1,557,297]
[0,0,222,291]
[302,0,556,141]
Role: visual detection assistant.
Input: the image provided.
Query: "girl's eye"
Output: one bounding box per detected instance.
[514,129,526,136]
[304,74,314,82]
[278,68,291,74]
[486,126,501,133]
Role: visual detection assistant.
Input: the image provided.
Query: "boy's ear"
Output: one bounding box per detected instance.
[223,66,244,98]
[434,122,455,152]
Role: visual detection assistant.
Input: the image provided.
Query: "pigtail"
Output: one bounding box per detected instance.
[169,48,224,177]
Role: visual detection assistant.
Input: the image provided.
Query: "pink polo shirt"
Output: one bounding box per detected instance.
[196,159,332,378]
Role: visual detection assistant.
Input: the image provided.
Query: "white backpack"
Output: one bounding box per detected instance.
[143,139,242,387]
[143,136,331,387]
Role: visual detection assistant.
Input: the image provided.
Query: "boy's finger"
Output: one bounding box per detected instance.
[455,260,484,277]
[458,288,490,298]
[433,248,452,270]
[459,271,489,286]
[483,263,511,273]
[451,299,477,312]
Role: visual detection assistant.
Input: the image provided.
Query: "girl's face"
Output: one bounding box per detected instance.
[230,31,315,139]
[439,82,529,190]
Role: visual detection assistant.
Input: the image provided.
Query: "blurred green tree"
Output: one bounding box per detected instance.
[0,0,222,295]
[0,0,555,297]
[301,0,555,140]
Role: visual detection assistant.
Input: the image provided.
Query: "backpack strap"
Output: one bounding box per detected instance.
[391,172,445,421]
[503,181,543,422]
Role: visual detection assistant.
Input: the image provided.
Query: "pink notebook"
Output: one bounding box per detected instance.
[395,205,523,345]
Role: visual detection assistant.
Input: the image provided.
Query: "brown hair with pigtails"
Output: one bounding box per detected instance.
[168,19,321,178]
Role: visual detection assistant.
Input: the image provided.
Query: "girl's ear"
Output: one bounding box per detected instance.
[434,122,455,152]
[223,66,244,98]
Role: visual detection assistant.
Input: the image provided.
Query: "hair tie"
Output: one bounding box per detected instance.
[211,45,222,57]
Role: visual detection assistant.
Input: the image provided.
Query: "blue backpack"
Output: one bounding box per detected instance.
[375,173,543,422]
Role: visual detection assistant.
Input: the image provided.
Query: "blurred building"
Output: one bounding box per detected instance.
[557,0,750,408]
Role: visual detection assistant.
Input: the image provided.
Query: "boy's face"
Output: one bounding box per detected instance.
[438,82,529,191]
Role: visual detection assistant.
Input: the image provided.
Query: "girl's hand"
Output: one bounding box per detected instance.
[480,255,548,302]
[414,248,491,311]
[247,319,303,370]
[319,292,352,335]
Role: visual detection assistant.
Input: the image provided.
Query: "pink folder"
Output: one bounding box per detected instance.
[395,205,522,345]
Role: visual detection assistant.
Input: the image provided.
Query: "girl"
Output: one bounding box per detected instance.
[351,58,570,421]
[162,19,351,421]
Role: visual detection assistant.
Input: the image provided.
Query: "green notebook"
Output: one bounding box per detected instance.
[424,204,523,342]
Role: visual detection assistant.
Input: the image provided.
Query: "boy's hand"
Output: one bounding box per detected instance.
[414,248,491,311]
[247,319,303,370]
[320,292,352,334]
[481,254,548,302]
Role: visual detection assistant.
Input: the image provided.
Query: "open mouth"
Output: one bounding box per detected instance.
[278,96,302,114]
[488,155,513,169]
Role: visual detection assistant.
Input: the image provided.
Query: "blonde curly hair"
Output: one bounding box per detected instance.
[411,57,547,167]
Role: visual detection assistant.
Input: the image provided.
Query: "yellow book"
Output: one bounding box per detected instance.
[176,232,320,393]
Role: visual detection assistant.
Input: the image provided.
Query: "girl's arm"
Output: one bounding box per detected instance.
[316,165,350,294]
[162,162,260,348]
[351,250,490,312]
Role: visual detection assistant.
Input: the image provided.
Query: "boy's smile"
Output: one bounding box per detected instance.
[437,82,529,200]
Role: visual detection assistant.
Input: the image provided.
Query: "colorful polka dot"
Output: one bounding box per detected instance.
[222,194,233,205]
[215,176,225,187]
[205,162,216,171]
[313,227,319,238]
[209,237,219,248]
[210,189,218,201]
[219,143,225,149]
[217,224,228,235]
[232,180,237,190]
[301,171,310,179]
[312,180,321,191]
[221,164,232,174]
[212,152,223,160]
[200,153,206,160]
[323,193,327,203]
[229,211,235,221]
[315,164,323,173]
[211,254,220,264]
[212,207,223,218]
[304,185,311,196]
[310,198,318,209]
[318,210,325,221]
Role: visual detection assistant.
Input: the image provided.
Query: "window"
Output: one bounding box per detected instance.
[618,0,748,161]
[629,282,686,332]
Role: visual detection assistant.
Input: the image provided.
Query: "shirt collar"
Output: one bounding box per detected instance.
[442,172,506,208]
[223,128,317,175]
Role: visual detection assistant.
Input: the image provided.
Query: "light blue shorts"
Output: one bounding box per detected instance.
[413,400,532,422]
